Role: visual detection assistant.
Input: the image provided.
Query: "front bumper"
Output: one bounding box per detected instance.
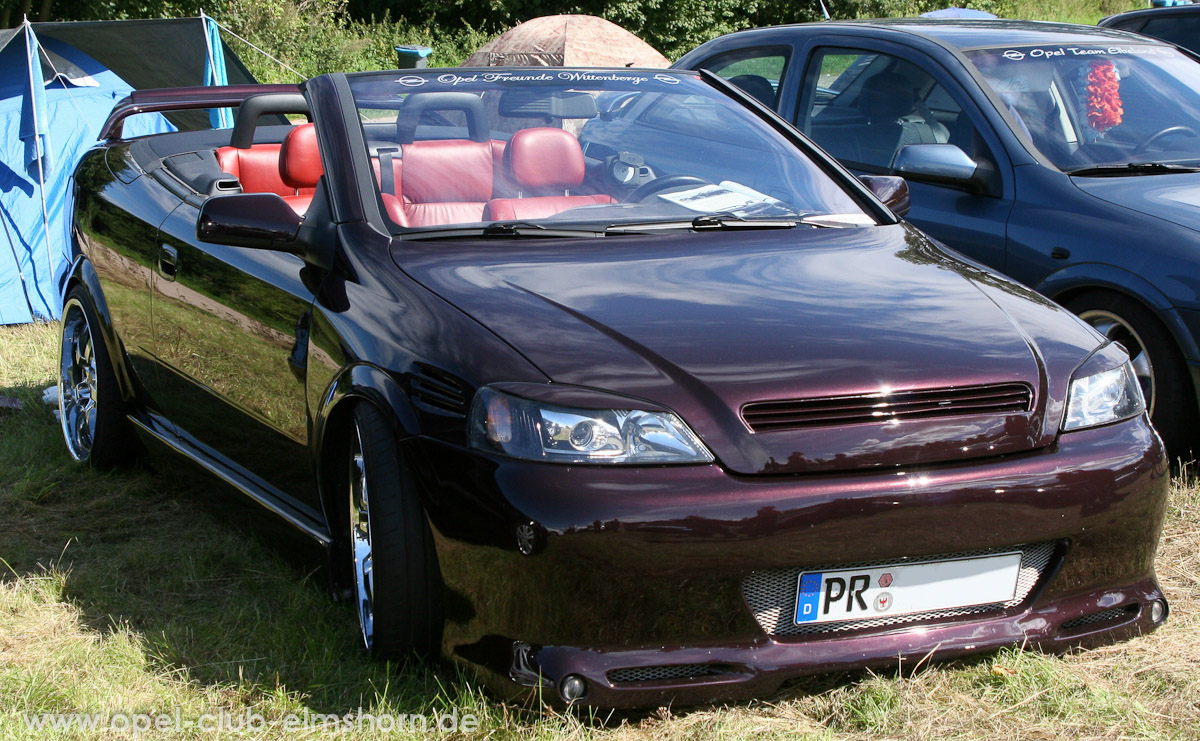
[410,415,1168,708]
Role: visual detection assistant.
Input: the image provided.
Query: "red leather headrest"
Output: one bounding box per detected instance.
[401,140,494,203]
[507,128,585,190]
[279,123,323,189]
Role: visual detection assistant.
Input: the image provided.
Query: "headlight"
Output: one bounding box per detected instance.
[1062,360,1145,431]
[469,386,714,464]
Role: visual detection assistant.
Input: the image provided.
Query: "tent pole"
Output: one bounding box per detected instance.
[24,19,54,317]
[201,10,234,128]
[200,10,217,80]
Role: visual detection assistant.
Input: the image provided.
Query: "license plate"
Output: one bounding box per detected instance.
[794,552,1022,624]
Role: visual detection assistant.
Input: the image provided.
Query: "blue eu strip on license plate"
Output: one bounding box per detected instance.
[796,573,824,623]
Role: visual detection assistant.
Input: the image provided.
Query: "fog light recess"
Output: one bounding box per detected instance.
[1151,599,1167,624]
[560,674,587,703]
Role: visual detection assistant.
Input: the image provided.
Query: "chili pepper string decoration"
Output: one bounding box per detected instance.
[1085,59,1123,133]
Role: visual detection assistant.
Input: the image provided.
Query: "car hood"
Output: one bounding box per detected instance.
[394,223,1100,475]
[1072,171,1200,232]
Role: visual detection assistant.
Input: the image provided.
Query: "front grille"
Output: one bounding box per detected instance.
[741,383,1033,432]
[409,363,468,416]
[742,541,1057,637]
[1060,605,1138,631]
[607,664,730,684]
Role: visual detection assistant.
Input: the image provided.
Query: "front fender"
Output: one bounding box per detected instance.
[1037,262,1200,362]
[312,362,422,454]
[310,362,428,580]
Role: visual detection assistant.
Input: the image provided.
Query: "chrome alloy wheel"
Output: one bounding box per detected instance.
[59,298,99,461]
[1079,309,1155,414]
[349,423,375,650]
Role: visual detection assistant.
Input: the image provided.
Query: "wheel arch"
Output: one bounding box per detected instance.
[61,256,139,403]
[312,363,423,564]
[1038,264,1200,363]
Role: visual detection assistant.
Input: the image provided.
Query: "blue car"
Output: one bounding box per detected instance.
[675,20,1200,455]
[1099,4,1200,56]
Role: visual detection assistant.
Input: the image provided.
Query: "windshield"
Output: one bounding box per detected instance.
[966,44,1200,172]
[345,70,873,233]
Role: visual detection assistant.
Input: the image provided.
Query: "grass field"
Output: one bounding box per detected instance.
[1011,0,1143,25]
[1,321,1198,739]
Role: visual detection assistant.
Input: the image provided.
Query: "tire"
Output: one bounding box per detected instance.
[58,286,133,468]
[347,402,443,659]
[1064,290,1198,457]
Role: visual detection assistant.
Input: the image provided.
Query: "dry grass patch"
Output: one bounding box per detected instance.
[0,572,216,721]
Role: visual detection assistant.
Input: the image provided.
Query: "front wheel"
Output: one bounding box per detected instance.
[58,286,132,468]
[1064,290,1197,457]
[347,402,442,659]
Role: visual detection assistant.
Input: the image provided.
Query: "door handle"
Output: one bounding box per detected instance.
[159,245,178,280]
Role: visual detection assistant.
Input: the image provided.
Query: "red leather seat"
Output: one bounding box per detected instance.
[373,91,511,227]
[380,140,496,227]
[278,123,323,215]
[375,140,506,202]
[216,144,294,197]
[482,128,613,221]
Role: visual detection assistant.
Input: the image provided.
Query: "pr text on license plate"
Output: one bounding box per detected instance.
[795,552,1023,624]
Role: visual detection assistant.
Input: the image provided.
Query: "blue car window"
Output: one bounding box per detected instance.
[967,44,1200,171]
[801,49,957,171]
[699,46,790,108]
[1138,15,1200,55]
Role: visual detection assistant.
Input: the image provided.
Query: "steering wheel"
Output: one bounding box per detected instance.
[1135,125,1200,155]
[625,175,711,203]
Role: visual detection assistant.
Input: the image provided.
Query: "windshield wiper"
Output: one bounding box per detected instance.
[403,222,604,240]
[481,221,608,237]
[691,213,799,229]
[1067,162,1200,177]
[482,221,544,235]
[606,213,799,234]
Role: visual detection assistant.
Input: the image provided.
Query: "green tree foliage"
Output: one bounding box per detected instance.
[1,0,494,81]
[1,0,1138,76]
[348,0,792,59]
[338,0,1025,59]
[2,0,207,23]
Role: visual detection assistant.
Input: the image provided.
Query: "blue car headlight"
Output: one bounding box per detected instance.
[1062,360,1145,432]
[469,385,714,464]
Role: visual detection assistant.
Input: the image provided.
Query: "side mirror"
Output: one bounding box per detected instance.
[858,174,911,217]
[893,144,981,190]
[197,193,302,251]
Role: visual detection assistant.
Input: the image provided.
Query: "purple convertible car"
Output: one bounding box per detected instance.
[59,68,1167,708]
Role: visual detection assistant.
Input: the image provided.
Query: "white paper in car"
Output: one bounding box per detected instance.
[657,181,783,212]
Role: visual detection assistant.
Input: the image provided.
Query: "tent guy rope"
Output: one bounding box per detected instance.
[206,18,306,82]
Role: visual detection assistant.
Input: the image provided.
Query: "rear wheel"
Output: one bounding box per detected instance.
[347,402,442,659]
[58,286,132,468]
[1064,290,1197,457]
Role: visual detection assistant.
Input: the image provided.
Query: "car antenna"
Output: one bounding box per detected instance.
[818,0,831,20]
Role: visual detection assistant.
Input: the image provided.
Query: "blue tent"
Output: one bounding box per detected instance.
[0,17,258,325]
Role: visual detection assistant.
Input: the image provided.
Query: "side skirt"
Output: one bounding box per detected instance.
[128,412,333,550]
